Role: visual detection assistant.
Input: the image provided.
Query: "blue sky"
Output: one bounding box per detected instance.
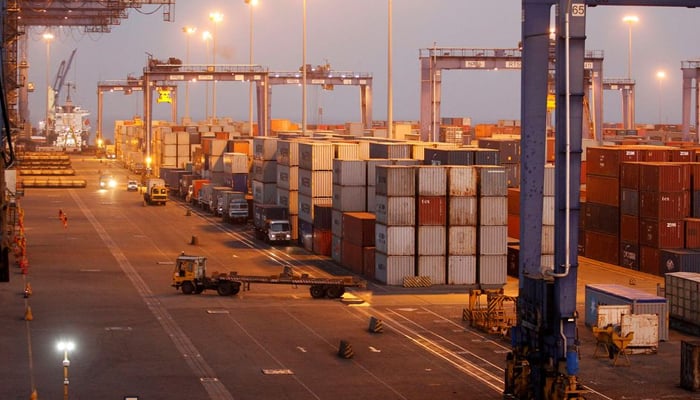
[25,2,700,140]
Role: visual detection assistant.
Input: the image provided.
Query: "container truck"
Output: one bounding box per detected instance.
[188,179,210,205]
[253,204,291,244]
[217,191,247,222]
[144,178,168,205]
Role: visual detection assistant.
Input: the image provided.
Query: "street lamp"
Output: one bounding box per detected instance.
[57,340,75,400]
[657,70,666,125]
[622,15,638,130]
[209,11,223,121]
[387,0,393,138]
[43,32,54,136]
[182,26,197,122]
[302,0,307,135]
[202,31,212,121]
[245,0,258,136]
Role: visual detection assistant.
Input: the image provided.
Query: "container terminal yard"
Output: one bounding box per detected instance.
[3,1,700,400]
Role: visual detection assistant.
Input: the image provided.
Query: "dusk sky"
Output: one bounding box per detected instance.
[24,2,700,141]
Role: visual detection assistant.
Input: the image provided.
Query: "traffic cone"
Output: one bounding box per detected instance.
[24,306,33,321]
[338,340,354,359]
[29,389,38,400]
[24,283,32,298]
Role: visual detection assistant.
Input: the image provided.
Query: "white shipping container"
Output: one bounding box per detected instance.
[479,196,508,225]
[276,140,299,166]
[334,142,360,160]
[177,131,190,144]
[479,226,508,255]
[375,165,415,196]
[544,164,555,196]
[375,252,415,285]
[299,142,334,171]
[357,141,371,160]
[252,180,278,204]
[375,224,415,256]
[177,144,191,158]
[417,166,447,196]
[253,159,277,183]
[253,137,278,160]
[298,169,333,197]
[367,185,377,213]
[211,139,228,156]
[277,165,299,190]
[543,196,555,225]
[375,195,415,226]
[448,196,478,226]
[332,234,342,264]
[163,131,178,145]
[332,185,367,212]
[276,188,299,215]
[621,313,659,348]
[448,226,477,255]
[224,152,249,174]
[367,159,393,185]
[479,254,507,286]
[417,256,446,285]
[541,225,555,254]
[418,226,446,256]
[209,154,225,172]
[596,305,632,328]
[331,209,343,238]
[448,255,477,284]
[298,193,332,223]
[448,166,478,197]
[333,159,367,186]
[163,143,177,157]
[162,156,178,167]
[477,166,508,196]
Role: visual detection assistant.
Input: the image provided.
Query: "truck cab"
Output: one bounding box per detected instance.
[264,219,291,244]
[228,198,249,223]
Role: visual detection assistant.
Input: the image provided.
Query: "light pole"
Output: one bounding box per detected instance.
[202,31,212,121]
[57,340,75,400]
[657,70,666,125]
[387,0,393,138]
[622,15,638,130]
[43,32,54,136]
[245,0,258,136]
[209,11,223,121]
[302,0,307,135]
[182,26,197,122]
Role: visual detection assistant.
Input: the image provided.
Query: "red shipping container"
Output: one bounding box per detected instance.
[640,148,670,162]
[690,163,700,191]
[639,218,684,249]
[418,196,447,225]
[685,217,700,248]
[508,214,520,239]
[584,230,619,265]
[619,147,643,162]
[620,214,639,243]
[363,247,376,279]
[669,149,694,162]
[586,147,623,177]
[313,229,332,256]
[341,240,364,274]
[508,188,520,215]
[580,161,587,185]
[640,246,661,276]
[639,162,690,192]
[639,191,690,220]
[620,162,640,189]
[342,212,376,247]
[585,175,619,207]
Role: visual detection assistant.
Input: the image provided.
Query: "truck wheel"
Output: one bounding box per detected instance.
[231,283,241,295]
[181,281,195,295]
[325,286,345,299]
[309,285,325,299]
[217,281,234,296]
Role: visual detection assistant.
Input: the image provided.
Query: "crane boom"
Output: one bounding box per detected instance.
[51,48,77,110]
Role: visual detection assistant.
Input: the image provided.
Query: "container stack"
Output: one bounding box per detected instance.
[202,138,229,183]
[446,166,478,284]
[341,212,376,279]
[619,161,641,269]
[331,159,367,263]
[476,166,508,289]
[157,126,192,168]
[313,204,332,256]
[251,137,278,205]
[276,140,300,241]
[222,152,249,193]
[665,272,700,335]
[478,137,521,187]
[638,162,689,275]
[416,166,448,285]
[375,165,416,285]
[298,142,334,248]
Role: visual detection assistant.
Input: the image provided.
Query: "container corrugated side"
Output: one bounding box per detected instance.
[298,142,334,171]
[620,314,659,348]
[375,223,415,256]
[639,162,691,192]
[298,169,333,198]
[418,196,447,225]
[478,255,507,287]
[341,240,364,274]
[342,212,376,247]
[417,256,446,284]
[252,180,277,205]
[680,340,700,391]
[541,225,555,255]
[448,226,477,255]
[375,195,415,226]
[448,196,477,226]
[417,226,446,256]
[252,159,277,183]
[665,272,700,327]
[333,159,367,186]
[331,209,344,238]
[375,252,415,285]
[332,185,367,212]
[659,249,700,274]
[277,165,298,190]
[479,226,508,255]
[479,196,508,225]
[276,139,299,166]
[476,166,508,196]
[417,166,447,196]
[276,188,299,215]
[375,165,416,196]
[298,194,332,223]
[447,256,477,284]
[448,166,477,196]
[369,142,412,159]
[334,142,360,160]
[542,196,555,225]
[289,215,299,241]
[253,136,278,161]
[543,164,555,196]
[331,234,342,264]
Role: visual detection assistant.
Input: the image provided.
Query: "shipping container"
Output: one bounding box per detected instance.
[424,148,474,166]
[332,185,367,212]
[448,226,477,255]
[585,230,619,265]
[584,283,669,341]
[584,202,620,235]
[639,218,684,249]
[620,313,660,348]
[417,256,446,284]
[680,340,700,391]
[542,196,555,226]
[480,196,508,226]
[479,226,508,255]
[334,142,360,160]
[639,162,691,192]
[375,252,415,285]
[473,148,500,165]
[332,234,342,264]
[620,214,639,243]
[369,142,412,159]
[363,247,376,280]
[686,217,700,248]
[659,249,700,274]
[341,240,364,274]
[620,188,639,216]
[639,191,690,220]
[477,137,520,163]
[252,180,277,205]
[418,196,447,225]
[448,166,478,196]
[313,229,332,256]
[333,159,367,186]
[375,165,416,196]
[223,152,249,174]
[620,162,641,189]
[665,272,700,334]
[331,209,344,238]
[253,137,278,160]
[640,246,661,276]
[417,226,446,256]
[417,166,447,196]
[586,175,620,207]
[297,194,332,223]
[313,204,333,230]
[375,195,416,226]
[586,146,625,177]
[375,224,415,256]
[446,196,478,227]
[541,225,555,255]
[298,169,333,198]
[276,165,299,190]
[504,164,520,188]
[252,159,277,183]
[620,241,640,270]
[543,164,555,196]
[476,166,508,196]
[298,142,334,171]
[276,139,300,166]
[478,255,507,287]
[342,212,376,247]
[448,255,477,284]
[299,219,313,251]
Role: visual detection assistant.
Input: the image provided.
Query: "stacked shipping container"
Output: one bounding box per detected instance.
[252,137,278,205]
[298,142,334,250]
[476,166,508,288]
[416,166,448,284]
[276,139,300,241]
[447,166,478,284]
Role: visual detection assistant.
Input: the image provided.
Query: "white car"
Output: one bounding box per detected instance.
[99,174,117,189]
[127,180,139,191]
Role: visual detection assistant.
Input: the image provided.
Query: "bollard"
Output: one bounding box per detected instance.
[338,340,354,359]
[368,317,384,333]
[24,306,33,321]
[186,209,192,216]
[190,235,199,245]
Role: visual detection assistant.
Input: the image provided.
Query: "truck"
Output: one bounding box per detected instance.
[144,178,168,205]
[253,204,291,244]
[217,191,247,222]
[188,179,210,205]
[171,253,365,298]
[227,196,250,224]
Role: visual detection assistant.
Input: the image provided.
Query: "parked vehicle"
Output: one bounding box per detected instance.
[253,204,291,244]
[144,178,168,205]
